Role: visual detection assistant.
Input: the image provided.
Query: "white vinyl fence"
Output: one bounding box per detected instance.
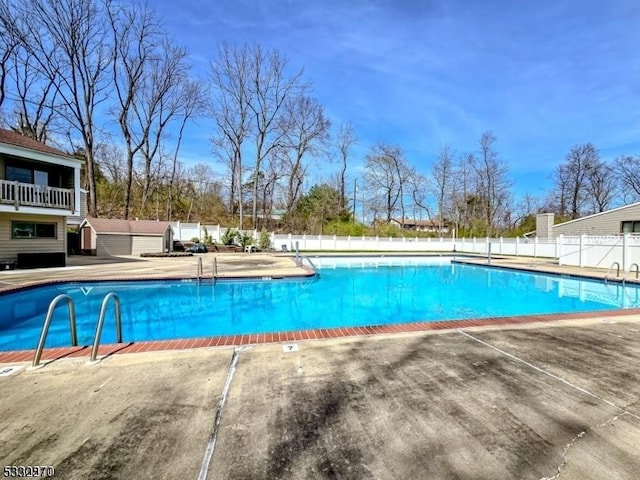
[271,233,640,271]
[170,222,222,243]
[170,223,640,272]
[271,234,559,256]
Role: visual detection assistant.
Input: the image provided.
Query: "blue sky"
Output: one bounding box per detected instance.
[155,0,640,201]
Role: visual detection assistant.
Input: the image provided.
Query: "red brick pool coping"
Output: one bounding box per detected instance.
[2,308,639,365]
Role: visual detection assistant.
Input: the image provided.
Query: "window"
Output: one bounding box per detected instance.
[621,221,640,233]
[34,170,48,186]
[11,221,57,239]
[6,165,32,183]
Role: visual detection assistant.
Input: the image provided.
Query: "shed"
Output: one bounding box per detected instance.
[78,217,172,256]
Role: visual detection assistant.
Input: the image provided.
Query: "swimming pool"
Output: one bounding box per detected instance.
[1,256,639,351]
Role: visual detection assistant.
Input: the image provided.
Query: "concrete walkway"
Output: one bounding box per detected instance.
[1,320,639,479]
[0,253,309,292]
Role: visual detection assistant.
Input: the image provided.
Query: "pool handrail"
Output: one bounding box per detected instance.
[32,294,77,368]
[622,263,640,285]
[604,261,621,283]
[196,257,203,281]
[299,255,318,274]
[89,292,123,363]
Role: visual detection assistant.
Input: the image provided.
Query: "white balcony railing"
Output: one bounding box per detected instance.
[0,179,74,211]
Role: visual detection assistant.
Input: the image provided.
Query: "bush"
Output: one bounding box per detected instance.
[190,236,201,243]
[323,220,367,236]
[203,226,213,244]
[258,228,271,250]
[221,228,236,245]
[236,231,253,248]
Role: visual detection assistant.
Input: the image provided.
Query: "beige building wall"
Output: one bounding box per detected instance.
[96,234,131,257]
[536,213,555,240]
[131,236,163,255]
[552,203,640,237]
[0,212,65,259]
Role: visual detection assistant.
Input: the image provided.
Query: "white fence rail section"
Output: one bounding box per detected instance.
[272,234,559,256]
[168,224,640,272]
[170,222,222,242]
[271,233,640,271]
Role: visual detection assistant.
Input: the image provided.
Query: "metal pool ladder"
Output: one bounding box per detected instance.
[622,263,640,285]
[32,294,78,368]
[89,292,123,363]
[604,261,621,284]
[196,257,203,281]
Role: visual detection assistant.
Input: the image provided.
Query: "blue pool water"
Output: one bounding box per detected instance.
[1,256,639,351]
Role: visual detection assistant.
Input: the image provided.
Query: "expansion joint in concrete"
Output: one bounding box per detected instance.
[197,346,250,480]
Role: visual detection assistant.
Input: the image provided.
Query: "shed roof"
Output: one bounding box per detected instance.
[81,217,170,236]
[0,128,73,158]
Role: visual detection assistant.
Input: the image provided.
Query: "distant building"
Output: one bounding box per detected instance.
[531,202,640,239]
[391,218,450,234]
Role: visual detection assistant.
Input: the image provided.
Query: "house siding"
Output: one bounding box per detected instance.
[0,212,65,259]
[131,235,163,255]
[96,234,131,257]
[552,204,640,237]
[67,190,87,226]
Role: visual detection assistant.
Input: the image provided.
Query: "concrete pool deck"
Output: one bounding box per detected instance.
[1,320,639,479]
[2,253,640,478]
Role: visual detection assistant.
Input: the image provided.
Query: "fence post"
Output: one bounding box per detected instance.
[376,236,380,250]
[579,234,585,267]
[499,236,503,254]
[556,235,563,262]
[623,233,630,270]
[515,236,519,256]
[288,233,293,250]
[348,235,352,251]
[302,234,307,250]
[534,236,538,257]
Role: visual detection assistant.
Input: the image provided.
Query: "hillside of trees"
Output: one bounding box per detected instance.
[2,0,639,237]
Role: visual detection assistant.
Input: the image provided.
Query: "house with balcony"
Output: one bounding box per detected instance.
[0,129,83,268]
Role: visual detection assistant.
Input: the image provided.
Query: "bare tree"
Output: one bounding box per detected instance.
[280,95,330,212]
[363,143,410,223]
[137,41,191,215]
[432,144,454,235]
[14,0,114,217]
[247,45,308,228]
[450,153,475,235]
[586,158,616,213]
[166,80,206,220]
[210,42,251,227]
[335,122,356,209]
[107,3,159,218]
[613,155,640,203]
[9,48,59,142]
[553,143,600,219]
[0,0,19,112]
[473,132,511,236]
[209,43,309,228]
